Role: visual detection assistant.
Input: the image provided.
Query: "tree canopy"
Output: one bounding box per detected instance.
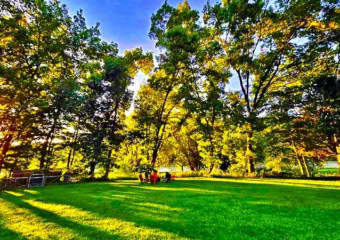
[0,0,339,178]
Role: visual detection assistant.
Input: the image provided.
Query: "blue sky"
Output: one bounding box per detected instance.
[60,0,239,97]
[61,0,216,53]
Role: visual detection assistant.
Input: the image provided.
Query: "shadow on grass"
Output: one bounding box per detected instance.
[3,180,340,240]
[0,222,28,240]
[0,193,125,240]
[5,182,268,239]
[6,183,195,239]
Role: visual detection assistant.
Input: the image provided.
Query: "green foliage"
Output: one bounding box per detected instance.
[0,0,339,178]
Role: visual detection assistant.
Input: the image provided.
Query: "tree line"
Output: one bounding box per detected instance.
[0,0,339,178]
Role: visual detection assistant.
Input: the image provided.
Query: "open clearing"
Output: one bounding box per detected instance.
[1,178,340,240]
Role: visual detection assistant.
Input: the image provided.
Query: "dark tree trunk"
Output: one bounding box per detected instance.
[67,122,80,169]
[40,134,51,170]
[246,124,255,174]
[45,138,55,169]
[0,134,13,172]
[209,164,214,174]
[334,134,340,170]
[40,113,59,169]
[89,162,96,180]
[151,146,159,168]
[70,148,77,167]
[151,86,173,168]
[104,150,113,180]
[67,149,72,169]
[104,164,110,180]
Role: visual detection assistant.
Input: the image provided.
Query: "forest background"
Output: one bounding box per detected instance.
[0,0,339,179]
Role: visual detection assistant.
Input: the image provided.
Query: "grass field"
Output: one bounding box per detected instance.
[1,178,340,240]
[314,168,340,175]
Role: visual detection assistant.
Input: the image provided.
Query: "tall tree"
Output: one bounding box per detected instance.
[203,0,336,174]
[0,0,117,171]
[80,49,152,179]
[144,0,201,167]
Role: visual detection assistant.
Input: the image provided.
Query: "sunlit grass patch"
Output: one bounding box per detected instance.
[3,191,24,197]
[0,197,76,239]
[134,202,183,212]
[24,200,186,240]
[23,189,38,195]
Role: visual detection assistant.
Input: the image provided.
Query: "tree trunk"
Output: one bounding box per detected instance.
[334,134,340,170]
[292,141,307,176]
[208,137,215,174]
[104,164,110,180]
[89,162,96,180]
[40,107,60,170]
[0,134,13,172]
[45,139,55,169]
[40,122,57,169]
[337,146,340,170]
[67,122,80,169]
[246,124,255,174]
[40,135,50,170]
[151,145,159,168]
[67,149,72,169]
[104,150,113,180]
[151,86,174,168]
[209,163,219,174]
[301,155,311,178]
[151,118,171,168]
[209,164,214,174]
[188,159,194,171]
[296,155,305,176]
[70,148,77,167]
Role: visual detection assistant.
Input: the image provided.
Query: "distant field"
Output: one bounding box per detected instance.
[1,178,340,240]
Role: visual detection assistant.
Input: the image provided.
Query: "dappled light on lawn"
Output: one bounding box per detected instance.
[22,189,39,195]
[0,197,76,239]
[1,179,340,240]
[24,200,187,240]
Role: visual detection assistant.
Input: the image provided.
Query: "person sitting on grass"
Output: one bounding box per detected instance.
[139,173,144,183]
[149,172,153,183]
[165,172,171,183]
[152,170,158,184]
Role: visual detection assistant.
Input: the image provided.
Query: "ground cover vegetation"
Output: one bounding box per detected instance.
[0,0,339,178]
[1,178,340,239]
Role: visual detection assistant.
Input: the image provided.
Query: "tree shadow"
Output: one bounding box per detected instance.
[4,180,340,240]
[11,181,251,238]
[0,222,28,240]
[12,183,196,239]
[0,192,126,240]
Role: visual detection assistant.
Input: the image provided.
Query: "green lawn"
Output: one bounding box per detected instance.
[315,168,340,175]
[1,178,340,240]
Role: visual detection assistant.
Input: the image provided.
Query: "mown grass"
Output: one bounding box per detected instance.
[314,168,340,175]
[1,178,340,240]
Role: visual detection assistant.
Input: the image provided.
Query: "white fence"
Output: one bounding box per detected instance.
[1,173,64,188]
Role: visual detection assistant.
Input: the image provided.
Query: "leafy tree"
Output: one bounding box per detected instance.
[144,0,201,167]
[79,49,153,179]
[202,0,339,174]
[0,0,116,172]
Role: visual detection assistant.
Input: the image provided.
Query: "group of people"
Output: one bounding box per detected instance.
[139,170,172,184]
